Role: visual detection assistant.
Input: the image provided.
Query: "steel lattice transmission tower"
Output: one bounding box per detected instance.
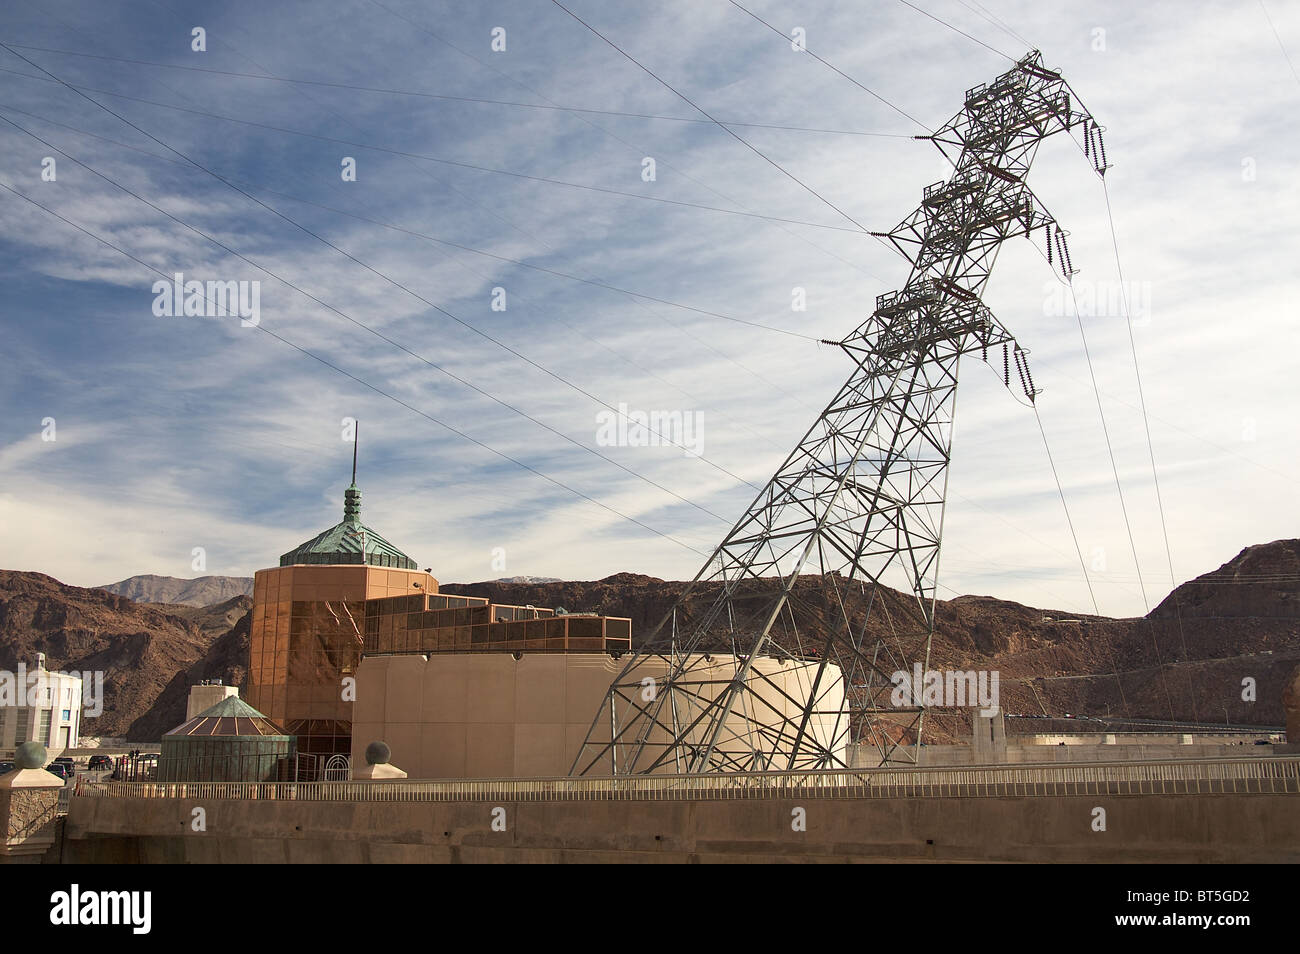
[572,51,1109,776]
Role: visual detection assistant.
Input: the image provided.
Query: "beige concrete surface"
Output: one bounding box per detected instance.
[61,787,1299,863]
[849,742,1290,766]
[187,684,239,720]
[353,652,846,778]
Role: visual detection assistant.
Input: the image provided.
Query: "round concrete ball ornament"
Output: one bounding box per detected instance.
[16,741,47,769]
[365,741,391,766]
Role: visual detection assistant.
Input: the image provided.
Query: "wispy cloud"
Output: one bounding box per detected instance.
[1,0,1297,617]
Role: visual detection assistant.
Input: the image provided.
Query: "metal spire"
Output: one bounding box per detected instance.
[344,420,362,524]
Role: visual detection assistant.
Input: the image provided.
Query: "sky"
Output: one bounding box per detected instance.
[0,0,1296,618]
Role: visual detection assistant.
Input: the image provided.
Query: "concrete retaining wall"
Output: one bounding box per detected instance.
[850,743,1285,766]
[62,790,1299,863]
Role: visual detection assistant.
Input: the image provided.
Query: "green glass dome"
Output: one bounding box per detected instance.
[158,696,296,783]
[279,483,417,569]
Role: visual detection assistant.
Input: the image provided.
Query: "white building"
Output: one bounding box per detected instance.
[0,654,83,760]
[187,681,239,720]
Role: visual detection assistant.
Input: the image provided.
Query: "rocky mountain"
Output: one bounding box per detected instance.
[445,542,1300,740]
[125,607,251,742]
[0,571,250,740]
[4,539,1297,746]
[98,574,253,607]
[142,596,253,642]
[1150,538,1300,620]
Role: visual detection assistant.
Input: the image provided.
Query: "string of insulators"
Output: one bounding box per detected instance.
[1084,122,1108,173]
[1014,347,1037,402]
[1045,221,1053,266]
[1002,343,1010,388]
[1054,228,1075,278]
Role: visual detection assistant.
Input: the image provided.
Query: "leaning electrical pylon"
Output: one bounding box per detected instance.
[571,51,1109,776]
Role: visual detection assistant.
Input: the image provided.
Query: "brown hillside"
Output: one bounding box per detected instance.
[126,608,252,741]
[0,570,211,738]
[4,539,1296,746]
[445,540,1300,738]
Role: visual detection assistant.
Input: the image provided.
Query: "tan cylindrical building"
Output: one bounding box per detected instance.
[352,652,845,778]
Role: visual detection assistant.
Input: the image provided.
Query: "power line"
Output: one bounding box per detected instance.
[894,0,1017,61]
[175,0,829,431]
[7,4,834,421]
[1101,177,1198,722]
[0,66,869,236]
[2,105,827,453]
[354,0,882,410]
[358,0,897,291]
[956,0,1034,50]
[1032,406,1100,616]
[547,0,877,235]
[0,100,823,344]
[722,0,930,131]
[1258,0,1300,90]
[0,42,916,137]
[0,42,764,491]
[0,176,711,557]
[0,108,752,524]
[10,3,764,535]
[980,193,1296,497]
[241,176,819,338]
[1063,260,1177,720]
[1034,400,1130,712]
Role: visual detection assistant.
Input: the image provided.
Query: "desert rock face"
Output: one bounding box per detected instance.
[1283,665,1300,743]
[1150,539,1300,620]
[3,539,1297,744]
[0,570,249,740]
[446,540,1300,741]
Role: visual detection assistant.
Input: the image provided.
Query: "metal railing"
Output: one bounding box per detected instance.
[72,757,1300,803]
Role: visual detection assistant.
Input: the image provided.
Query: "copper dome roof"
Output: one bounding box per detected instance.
[165,696,291,738]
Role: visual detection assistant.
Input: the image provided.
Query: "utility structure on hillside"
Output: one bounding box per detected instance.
[572,51,1109,776]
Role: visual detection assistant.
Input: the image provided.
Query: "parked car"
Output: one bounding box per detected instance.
[53,756,76,771]
[45,763,72,782]
[88,755,112,770]
[0,761,15,774]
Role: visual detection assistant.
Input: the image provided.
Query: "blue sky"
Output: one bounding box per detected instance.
[1,0,1296,617]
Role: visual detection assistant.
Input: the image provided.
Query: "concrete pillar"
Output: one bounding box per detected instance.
[972,708,1006,763]
[0,742,64,863]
